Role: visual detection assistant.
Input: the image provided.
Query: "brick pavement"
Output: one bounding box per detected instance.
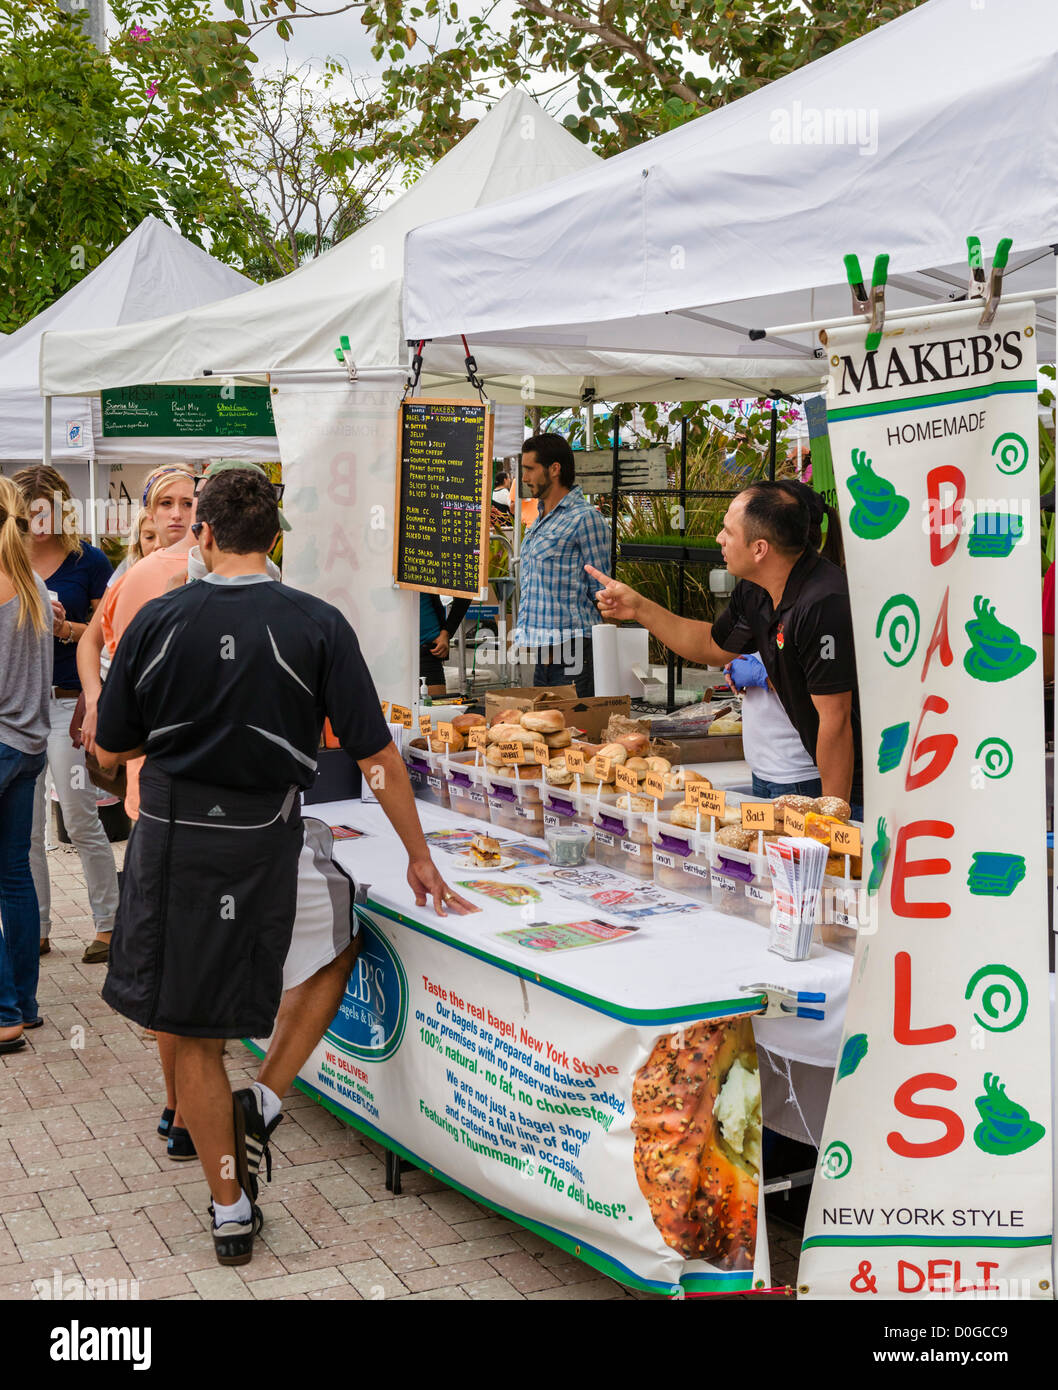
[0,840,801,1302]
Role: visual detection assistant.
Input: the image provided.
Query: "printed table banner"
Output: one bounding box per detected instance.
[799,303,1053,1300]
[262,902,771,1297]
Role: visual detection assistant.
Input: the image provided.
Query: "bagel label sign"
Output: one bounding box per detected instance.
[799,303,1053,1300]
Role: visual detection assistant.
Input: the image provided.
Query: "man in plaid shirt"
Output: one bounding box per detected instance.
[512,434,610,697]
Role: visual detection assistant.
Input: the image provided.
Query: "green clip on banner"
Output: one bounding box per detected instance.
[100,385,277,438]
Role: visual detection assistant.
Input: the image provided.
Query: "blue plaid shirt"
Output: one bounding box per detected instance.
[513,487,611,646]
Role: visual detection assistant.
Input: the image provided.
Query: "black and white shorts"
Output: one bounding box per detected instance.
[103,764,305,1038]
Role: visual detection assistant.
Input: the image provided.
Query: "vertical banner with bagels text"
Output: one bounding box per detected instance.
[271,373,417,703]
[799,303,1053,1301]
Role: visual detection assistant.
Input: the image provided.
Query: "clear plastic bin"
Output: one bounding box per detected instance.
[445,756,491,823]
[708,839,773,927]
[484,768,546,838]
[404,744,450,809]
[648,817,713,903]
[816,873,865,955]
[541,784,597,858]
[590,800,665,880]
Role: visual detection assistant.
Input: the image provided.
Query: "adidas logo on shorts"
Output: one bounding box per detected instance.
[207,805,226,817]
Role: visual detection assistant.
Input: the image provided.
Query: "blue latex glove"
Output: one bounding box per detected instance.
[724,654,768,692]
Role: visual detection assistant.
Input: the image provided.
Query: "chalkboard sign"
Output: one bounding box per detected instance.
[100,384,276,438]
[394,398,493,600]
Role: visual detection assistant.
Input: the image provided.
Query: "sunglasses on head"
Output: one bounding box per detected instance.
[194,473,284,501]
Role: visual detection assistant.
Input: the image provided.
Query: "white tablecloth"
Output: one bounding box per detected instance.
[316,796,853,1072]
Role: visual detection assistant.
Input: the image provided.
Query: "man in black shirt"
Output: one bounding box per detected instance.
[587,480,862,812]
[95,468,474,1265]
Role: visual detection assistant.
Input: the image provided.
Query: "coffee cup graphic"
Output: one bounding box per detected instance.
[846,448,909,540]
[963,596,1035,681]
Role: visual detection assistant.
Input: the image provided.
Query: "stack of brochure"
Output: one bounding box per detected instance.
[764,837,829,961]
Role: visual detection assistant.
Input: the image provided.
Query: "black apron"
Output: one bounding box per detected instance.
[103,762,303,1038]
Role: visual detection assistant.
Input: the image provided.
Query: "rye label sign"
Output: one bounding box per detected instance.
[799,303,1053,1301]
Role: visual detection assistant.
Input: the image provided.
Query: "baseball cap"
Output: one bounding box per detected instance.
[198,459,291,531]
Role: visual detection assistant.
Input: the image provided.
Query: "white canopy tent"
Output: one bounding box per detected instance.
[401,0,1057,374]
[0,216,266,466]
[38,90,820,407]
[0,217,273,539]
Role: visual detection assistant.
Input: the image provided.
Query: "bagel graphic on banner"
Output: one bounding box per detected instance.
[799,302,1053,1300]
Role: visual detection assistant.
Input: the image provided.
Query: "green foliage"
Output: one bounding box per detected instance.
[0,0,257,331]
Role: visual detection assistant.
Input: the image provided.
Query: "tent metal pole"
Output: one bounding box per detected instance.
[609,407,619,578]
[42,396,52,467]
[752,287,1055,343]
[768,405,778,481]
[88,456,98,545]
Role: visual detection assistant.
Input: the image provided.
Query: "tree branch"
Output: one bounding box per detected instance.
[521,0,701,107]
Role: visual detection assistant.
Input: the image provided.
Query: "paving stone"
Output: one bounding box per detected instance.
[462,1277,526,1300]
[486,1252,563,1293]
[4,1206,61,1246]
[250,1268,347,1299]
[426,1235,522,1264]
[339,1257,408,1300]
[365,1232,438,1272]
[391,1287,471,1300]
[188,1267,255,1300]
[400,1259,496,1292]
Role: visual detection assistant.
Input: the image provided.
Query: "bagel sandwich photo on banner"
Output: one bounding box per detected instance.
[798,300,1053,1300]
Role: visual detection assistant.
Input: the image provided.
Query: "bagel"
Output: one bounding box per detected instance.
[716,826,754,851]
[615,732,649,756]
[543,728,572,749]
[453,712,487,734]
[521,709,565,734]
[625,757,650,774]
[544,762,574,787]
[645,756,671,774]
[488,723,535,746]
[597,742,629,765]
[632,1018,759,1270]
[772,794,814,815]
[616,793,654,812]
[670,803,701,830]
[812,796,851,822]
[490,707,524,727]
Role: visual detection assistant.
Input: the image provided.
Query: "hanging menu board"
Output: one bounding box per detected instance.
[394,397,493,600]
[100,385,276,437]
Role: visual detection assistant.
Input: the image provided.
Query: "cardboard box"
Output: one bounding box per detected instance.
[485,686,631,742]
[665,733,745,763]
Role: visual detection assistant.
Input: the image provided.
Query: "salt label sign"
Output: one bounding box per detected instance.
[798,303,1053,1301]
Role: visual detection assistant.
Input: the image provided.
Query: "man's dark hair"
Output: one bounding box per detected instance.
[740,479,844,566]
[522,433,575,489]
[197,468,280,554]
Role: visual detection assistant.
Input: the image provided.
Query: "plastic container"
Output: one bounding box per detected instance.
[544,823,593,866]
[444,753,491,822]
[403,743,451,809]
[590,794,678,880]
[648,814,714,904]
[816,867,865,955]
[540,779,608,859]
[708,838,773,927]
[483,766,546,838]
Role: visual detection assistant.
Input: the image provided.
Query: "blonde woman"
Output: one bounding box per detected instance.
[13,466,120,965]
[107,508,160,586]
[0,478,53,1052]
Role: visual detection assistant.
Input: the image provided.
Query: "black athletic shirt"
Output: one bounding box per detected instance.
[711,549,862,782]
[96,574,391,791]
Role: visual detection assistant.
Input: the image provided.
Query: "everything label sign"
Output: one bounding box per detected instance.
[798,303,1053,1300]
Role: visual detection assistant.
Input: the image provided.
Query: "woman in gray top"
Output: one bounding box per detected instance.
[0,477,53,1053]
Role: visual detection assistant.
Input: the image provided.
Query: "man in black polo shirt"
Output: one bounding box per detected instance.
[587,480,862,814]
[95,468,474,1266]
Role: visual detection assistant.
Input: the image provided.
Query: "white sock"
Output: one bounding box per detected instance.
[255,1081,282,1128]
[213,1189,251,1227]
